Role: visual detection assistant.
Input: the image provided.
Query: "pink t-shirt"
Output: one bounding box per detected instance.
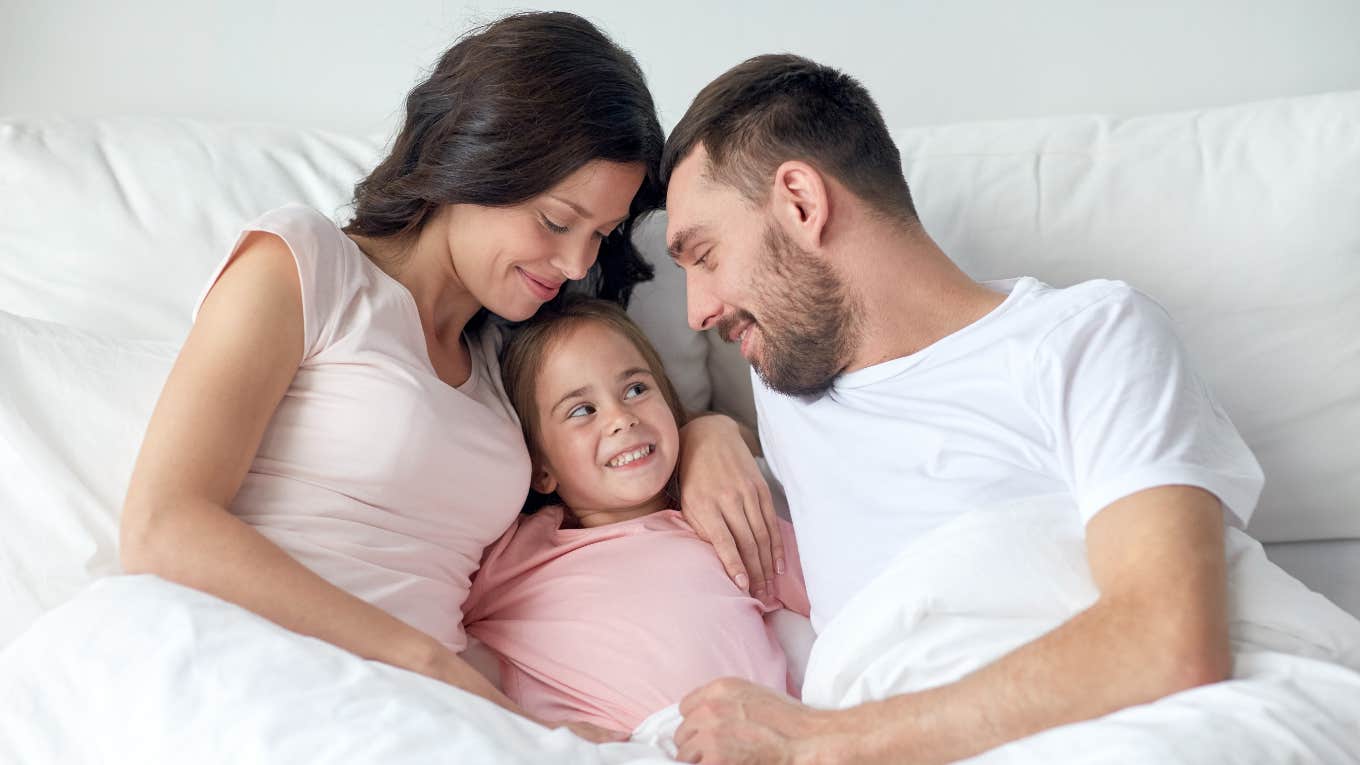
[194,204,532,651]
[463,506,809,732]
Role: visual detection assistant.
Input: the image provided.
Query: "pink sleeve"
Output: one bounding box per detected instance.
[192,205,347,360]
[772,518,810,617]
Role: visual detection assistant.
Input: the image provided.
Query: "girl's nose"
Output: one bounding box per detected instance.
[610,411,639,435]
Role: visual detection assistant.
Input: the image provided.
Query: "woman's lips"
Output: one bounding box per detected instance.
[517,267,561,301]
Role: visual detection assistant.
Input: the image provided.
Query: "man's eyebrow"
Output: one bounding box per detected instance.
[667,224,706,260]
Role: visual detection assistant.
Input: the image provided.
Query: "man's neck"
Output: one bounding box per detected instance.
[840,225,1007,373]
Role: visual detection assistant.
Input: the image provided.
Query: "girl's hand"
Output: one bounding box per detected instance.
[677,414,785,605]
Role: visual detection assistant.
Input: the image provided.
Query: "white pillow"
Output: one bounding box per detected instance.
[0,116,715,414]
[899,91,1360,544]
[688,90,1360,544]
[0,117,381,342]
[625,211,712,415]
[0,310,176,646]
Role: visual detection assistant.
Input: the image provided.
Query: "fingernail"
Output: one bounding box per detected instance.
[735,573,749,590]
[776,559,786,576]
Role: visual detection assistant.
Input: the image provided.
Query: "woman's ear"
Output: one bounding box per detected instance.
[531,465,558,495]
[771,160,830,249]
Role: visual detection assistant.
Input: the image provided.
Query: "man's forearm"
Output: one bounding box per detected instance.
[828,593,1227,764]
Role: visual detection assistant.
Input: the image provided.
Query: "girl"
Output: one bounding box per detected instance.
[118,12,775,744]
[464,298,809,735]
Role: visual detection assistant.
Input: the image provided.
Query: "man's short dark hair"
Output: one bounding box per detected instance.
[661,53,917,225]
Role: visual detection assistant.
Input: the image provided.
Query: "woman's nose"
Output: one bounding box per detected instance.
[553,238,597,281]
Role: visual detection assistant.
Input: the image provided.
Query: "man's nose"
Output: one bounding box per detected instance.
[686,272,722,331]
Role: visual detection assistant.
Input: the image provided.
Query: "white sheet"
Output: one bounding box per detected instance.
[4,496,1358,763]
[803,495,1360,763]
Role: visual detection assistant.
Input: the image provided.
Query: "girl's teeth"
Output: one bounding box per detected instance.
[609,445,652,467]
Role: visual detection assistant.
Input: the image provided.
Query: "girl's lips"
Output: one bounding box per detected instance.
[517,267,561,301]
[605,444,657,470]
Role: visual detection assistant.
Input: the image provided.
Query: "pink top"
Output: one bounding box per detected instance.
[463,506,810,732]
[193,204,531,651]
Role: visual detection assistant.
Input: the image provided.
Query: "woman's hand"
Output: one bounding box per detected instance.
[677,413,786,604]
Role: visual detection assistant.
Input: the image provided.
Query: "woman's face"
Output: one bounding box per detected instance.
[529,321,680,523]
[443,160,646,322]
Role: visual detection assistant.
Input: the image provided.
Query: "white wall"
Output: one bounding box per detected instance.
[3,0,1359,136]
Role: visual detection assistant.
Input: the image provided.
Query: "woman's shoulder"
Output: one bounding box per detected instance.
[247,203,345,235]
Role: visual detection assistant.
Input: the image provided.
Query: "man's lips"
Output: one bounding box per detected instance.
[517,267,562,300]
[720,316,756,344]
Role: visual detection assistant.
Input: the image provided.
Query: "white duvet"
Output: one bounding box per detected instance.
[4,495,1358,764]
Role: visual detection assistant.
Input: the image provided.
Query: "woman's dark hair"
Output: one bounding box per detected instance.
[345,11,664,317]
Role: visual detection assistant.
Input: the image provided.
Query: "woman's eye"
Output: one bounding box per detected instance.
[541,215,570,235]
[624,382,648,399]
[567,403,595,418]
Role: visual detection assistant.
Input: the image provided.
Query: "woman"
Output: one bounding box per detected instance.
[118,11,781,743]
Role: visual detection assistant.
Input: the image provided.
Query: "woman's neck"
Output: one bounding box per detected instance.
[348,215,481,345]
[567,491,671,528]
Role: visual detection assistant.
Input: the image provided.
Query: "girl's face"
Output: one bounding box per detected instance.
[530,321,680,525]
[442,160,646,322]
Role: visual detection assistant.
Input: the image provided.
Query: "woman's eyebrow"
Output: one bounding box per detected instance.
[548,194,593,218]
[549,194,628,229]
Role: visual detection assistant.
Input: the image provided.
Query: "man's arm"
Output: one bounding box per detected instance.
[676,484,1231,764]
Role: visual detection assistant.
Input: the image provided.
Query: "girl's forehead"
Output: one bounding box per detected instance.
[536,321,651,398]
[553,320,643,363]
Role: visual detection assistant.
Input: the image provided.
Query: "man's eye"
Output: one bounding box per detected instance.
[567,403,595,418]
[624,382,648,399]
[541,215,570,235]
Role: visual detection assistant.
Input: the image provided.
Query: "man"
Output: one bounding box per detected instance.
[662,54,1262,764]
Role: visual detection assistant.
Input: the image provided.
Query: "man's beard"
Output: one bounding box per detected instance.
[719,223,861,397]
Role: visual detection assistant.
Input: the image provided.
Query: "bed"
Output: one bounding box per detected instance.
[2,3,1358,762]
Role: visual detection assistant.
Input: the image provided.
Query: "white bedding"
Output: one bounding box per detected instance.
[804,495,1360,763]
[4,496,1358,763]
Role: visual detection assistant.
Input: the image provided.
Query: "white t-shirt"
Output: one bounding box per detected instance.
[755,277,1263,631]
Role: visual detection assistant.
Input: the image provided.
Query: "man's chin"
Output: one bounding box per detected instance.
[753,360,838,398]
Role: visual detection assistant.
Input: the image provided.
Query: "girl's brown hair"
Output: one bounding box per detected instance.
[501,297,688,512]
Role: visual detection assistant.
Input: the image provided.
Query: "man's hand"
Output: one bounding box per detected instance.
[674,486,1232,764]
[676,678,844,764]
[678,414,785,605]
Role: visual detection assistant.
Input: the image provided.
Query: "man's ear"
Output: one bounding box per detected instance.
[771,160,830,249]
[531,465,558,495]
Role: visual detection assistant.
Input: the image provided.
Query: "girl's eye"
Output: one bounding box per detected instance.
[541,215,570,235]
[567,403,595,418]
[624,382,648,399]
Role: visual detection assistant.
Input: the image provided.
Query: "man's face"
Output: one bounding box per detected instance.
[665,147,860,397]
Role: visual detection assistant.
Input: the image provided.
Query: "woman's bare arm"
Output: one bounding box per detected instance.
[119,232,519,714]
